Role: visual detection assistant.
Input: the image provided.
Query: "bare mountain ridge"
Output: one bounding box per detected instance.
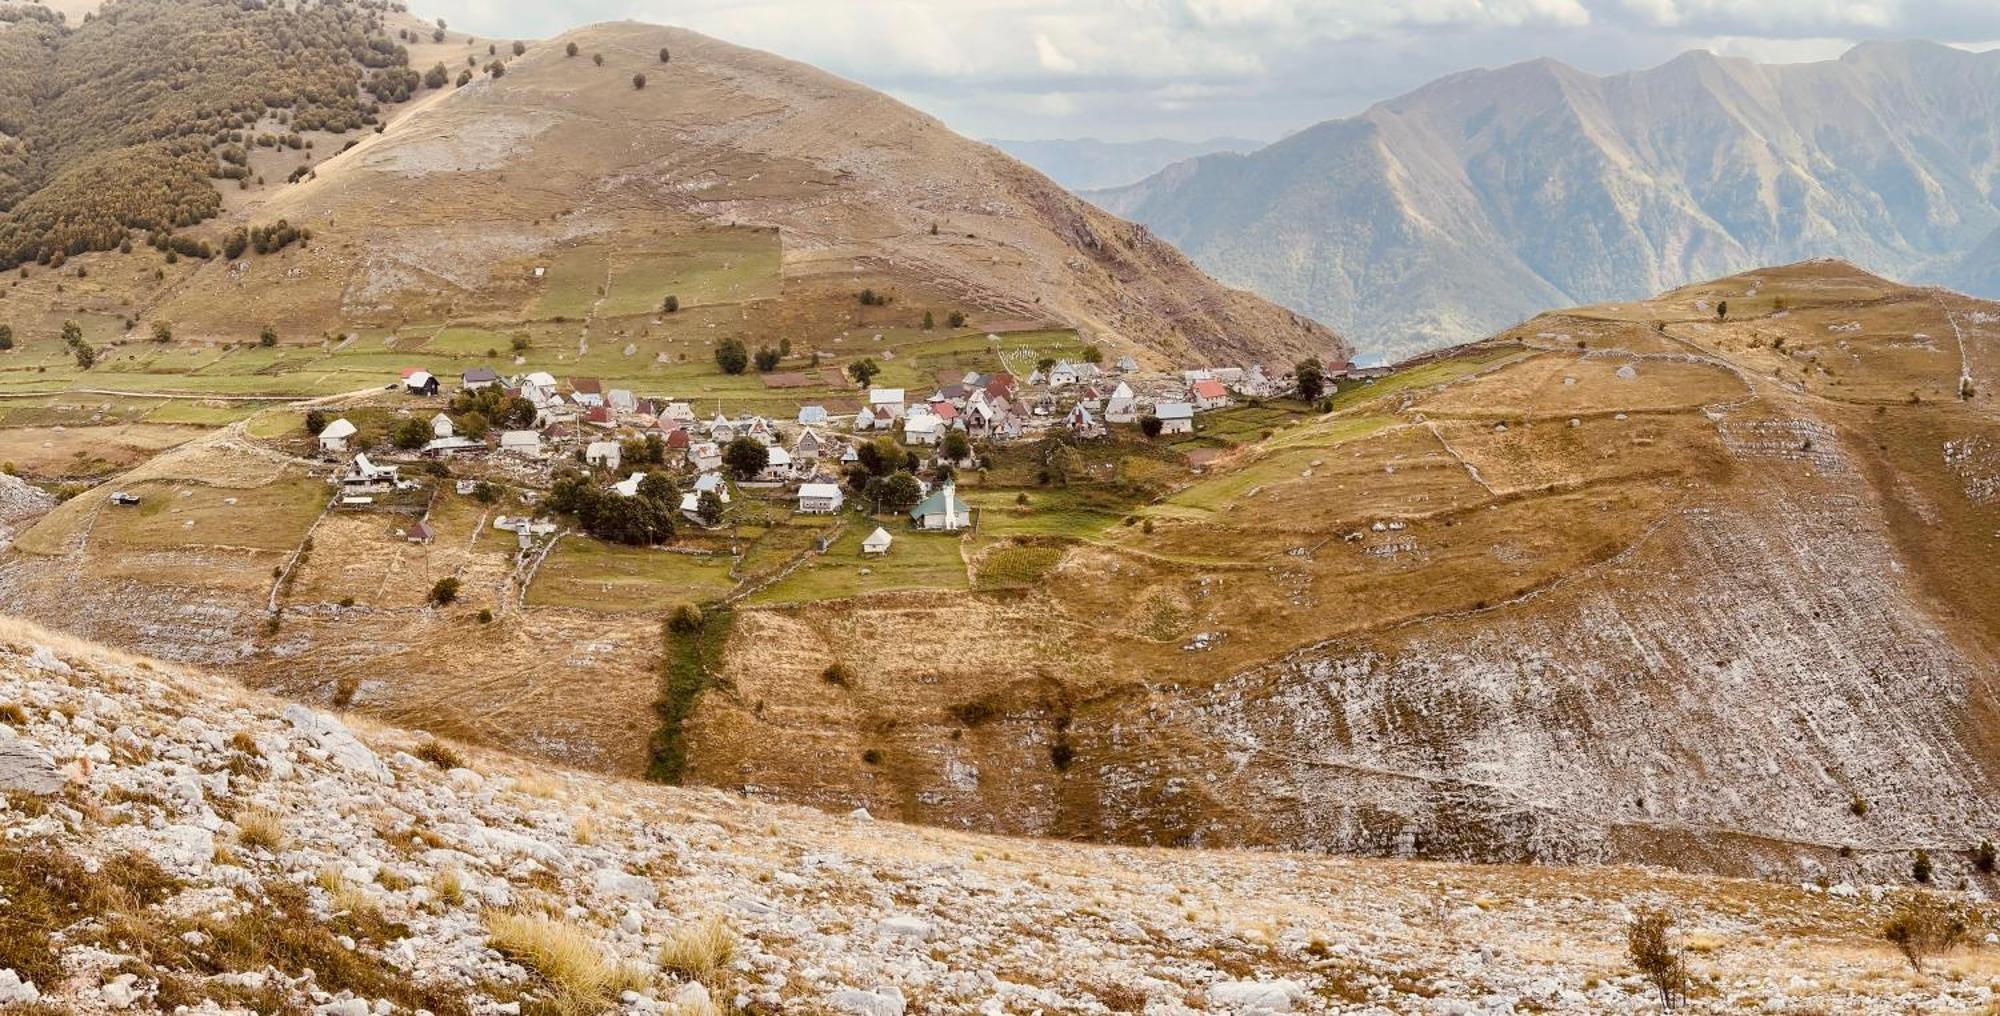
[1093,41,2000,361]
[988,136,1263,191]
[154,19,1341,369]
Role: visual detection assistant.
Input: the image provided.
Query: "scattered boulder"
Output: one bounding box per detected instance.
[1208,979,1304,1013]
[282,705,390,783]
[0,969,38,1003]
[0,727,61,795]
[829,986,905,1016]
[878,915,932,940]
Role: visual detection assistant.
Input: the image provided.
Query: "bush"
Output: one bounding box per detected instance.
[428,577,460,606]
[661,294,679,313]
[1883,892,1968,971]
[392,418,430,449]
[414,739,466,770]
[258,325,278,347]
[565,41,579,57]
[1912,849,1934,884]
[714,337,748,374]
[861,748,883,765]
[822,663,855,687]
[632,72,647,90]
[1294,358,1326,401]
[1976,839,1996,875]
[722,436,769,479]
[668,603,705,634]
[476,608,493,624]
[1849,795,1868,817]
[753,346,781,371]
[1626,906,1690,1009]
[1139,414,1163,438]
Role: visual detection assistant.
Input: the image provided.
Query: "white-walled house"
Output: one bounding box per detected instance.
[431,414,455,439]
[867,388,906,419]
[797,482,844,514]
[499,430,543,457]
[759,445,794,482]
[1104,382,1138,422]
[585,441,622,470]
[903,412,945,446]
[1155,402,1195,435]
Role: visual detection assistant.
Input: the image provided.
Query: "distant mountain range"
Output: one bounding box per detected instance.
[988,136,1261,191]
[1092,41,2000,362]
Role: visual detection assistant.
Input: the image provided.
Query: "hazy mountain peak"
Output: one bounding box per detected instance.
[1095,41,2000,361]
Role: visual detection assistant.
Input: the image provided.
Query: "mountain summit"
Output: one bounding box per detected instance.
[153,19,1340,369]
[1093,42,2000,361]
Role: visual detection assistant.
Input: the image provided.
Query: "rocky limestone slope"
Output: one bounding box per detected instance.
[0,617,1996,1014]
[1093,42,2000,360]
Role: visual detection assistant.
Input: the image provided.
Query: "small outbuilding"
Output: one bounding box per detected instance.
[318,417,358,452]
[861,526,893,556]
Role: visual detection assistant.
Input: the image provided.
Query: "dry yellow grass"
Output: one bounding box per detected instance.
[487,911,647,1003]
[658,914,736,985]
[233,808,289,852]
[430,868,466,909]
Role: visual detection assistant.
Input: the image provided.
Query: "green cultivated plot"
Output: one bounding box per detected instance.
[749,524,968,603]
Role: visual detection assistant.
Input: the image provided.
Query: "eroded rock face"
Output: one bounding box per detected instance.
[0,625,1981,1014]
[0,724,60,795]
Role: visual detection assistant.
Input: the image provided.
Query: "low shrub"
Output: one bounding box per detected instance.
[1883,892,1969,971]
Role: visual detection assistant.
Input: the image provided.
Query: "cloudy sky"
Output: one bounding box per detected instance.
[425,1,2000,143]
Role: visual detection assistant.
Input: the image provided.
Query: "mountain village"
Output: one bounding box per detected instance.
[299,346,1371,560]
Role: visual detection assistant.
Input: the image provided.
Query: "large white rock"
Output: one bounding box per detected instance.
[592,867,657,902]
[27,645,72,675]
[878,915,933,941]
[99,972,140,1009]
[1207,979,1304,1012]
[0,727,61,795]
[0,968,39,1003]
[829,987,905,1016]
[281,705,390,783]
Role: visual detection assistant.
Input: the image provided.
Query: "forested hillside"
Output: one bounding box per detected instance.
[0,0,419,268]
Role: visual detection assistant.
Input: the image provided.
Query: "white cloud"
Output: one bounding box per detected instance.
[419,0,2000,140]
[1033,33,1079,74]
